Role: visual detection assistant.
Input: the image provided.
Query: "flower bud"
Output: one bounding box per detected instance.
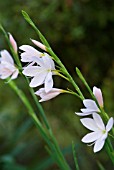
[31,39,46,51]
[9,33,17,53]
[93,86,103,107]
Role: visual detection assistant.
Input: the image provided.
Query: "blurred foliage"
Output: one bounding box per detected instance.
[0,0,114,169]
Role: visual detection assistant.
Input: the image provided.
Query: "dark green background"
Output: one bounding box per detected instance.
[0,0,114,169]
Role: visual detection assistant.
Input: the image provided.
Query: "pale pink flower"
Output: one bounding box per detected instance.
[9,33,17,53]
[31,39,46,51]
[93,86,103,107]
[0,50,18,79]
[81,113,113,153]
[35,88,63,102]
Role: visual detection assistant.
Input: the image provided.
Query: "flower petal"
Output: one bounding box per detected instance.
[106,117,114,132]
[44,53,55,70]
[0,67,12,79]
[81,108,96,113]
[22,66,42,77]
[82,131,101,143]
[30,71,47,87]
[45,72,53,93]
[83,99,99,112]
[20,45,42,62]
[75,112,92,116]
[1,50,14,65]
[42,54,51,69]
[93,139,105,153]
[93,113,105,130]
[80,118,98,131]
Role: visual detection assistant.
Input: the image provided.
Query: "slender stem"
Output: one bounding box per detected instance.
[8,80,71,170]
[47,48,84,101]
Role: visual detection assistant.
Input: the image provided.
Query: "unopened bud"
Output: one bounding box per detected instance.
[93,86,103,107]
[9,33,17,53]
[31,39,46,51]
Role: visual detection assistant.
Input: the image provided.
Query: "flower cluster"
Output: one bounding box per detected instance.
[19,40,64,101]
[75,86,113,152]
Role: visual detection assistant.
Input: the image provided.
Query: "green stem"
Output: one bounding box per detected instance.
[8,80,71,170]
[47,48,84,101]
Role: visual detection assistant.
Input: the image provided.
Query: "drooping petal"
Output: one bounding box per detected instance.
[93,139,105,153]
[93,86,103,107]
[82,131,101,143]
[93,113,105,130]
[106,117,114,132]
[22,66,42,77]
[11,69,19,79]
[83,99,99,112]
[30,71,47,87]
[80,118,98,131]
[45,71,53,93]
[1,50,14,65]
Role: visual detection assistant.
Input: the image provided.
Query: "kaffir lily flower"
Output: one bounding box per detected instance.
[93,86,103,107]
[35,88,63,102]
[80,113,113,153]
[9,33,17,53]
[75,86,103,116]
[0,50,19,79]
[22,52,56,92]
